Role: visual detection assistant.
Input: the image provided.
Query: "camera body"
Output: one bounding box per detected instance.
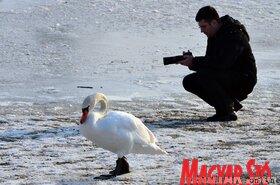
[163,50,192,65]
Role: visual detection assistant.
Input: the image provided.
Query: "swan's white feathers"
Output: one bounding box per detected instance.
[79,93,167,158]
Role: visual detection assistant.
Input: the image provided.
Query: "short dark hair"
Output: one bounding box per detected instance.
[195,6,220,23]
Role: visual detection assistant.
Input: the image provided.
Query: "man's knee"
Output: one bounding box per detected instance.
[182,73,196,92]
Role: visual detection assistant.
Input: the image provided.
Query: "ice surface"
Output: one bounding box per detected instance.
[0,0,279,184]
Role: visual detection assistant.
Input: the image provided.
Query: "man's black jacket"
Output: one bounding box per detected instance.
[190,15,257,99]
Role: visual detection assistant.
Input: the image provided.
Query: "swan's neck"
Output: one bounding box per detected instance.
[97,99,108,117]
[93,94,108,119]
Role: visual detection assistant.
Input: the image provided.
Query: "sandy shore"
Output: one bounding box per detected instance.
[0,0,279,184]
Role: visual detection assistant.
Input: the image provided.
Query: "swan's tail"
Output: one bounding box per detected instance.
[149,144,168,155]
[132,117,167,155]
[132,143,168,155]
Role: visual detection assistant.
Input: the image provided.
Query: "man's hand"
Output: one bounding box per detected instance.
[178,55,193,67]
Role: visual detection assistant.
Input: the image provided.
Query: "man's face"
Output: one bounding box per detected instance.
[198,19,218,38]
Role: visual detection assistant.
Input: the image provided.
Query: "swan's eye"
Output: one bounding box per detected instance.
[82,106,89,113]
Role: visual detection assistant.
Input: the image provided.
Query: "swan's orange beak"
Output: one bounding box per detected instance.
[80,111,88,124]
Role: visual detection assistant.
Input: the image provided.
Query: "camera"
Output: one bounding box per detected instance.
[163,50,192,65]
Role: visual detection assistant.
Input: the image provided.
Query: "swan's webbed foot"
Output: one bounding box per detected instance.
[109,156,130,175]
[114,156,130,175]
[94,156,130,180]
[109,170,115,175]
[94,174,116,180]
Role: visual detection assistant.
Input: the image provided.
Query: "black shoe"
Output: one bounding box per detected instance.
[207,112,237,122]
[233,99,243,112]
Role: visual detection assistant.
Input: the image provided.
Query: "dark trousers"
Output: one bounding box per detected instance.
[182,70,246,114]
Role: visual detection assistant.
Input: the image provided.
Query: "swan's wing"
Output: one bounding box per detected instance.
[96,111,166,155]
[129,115,167,155]
[131,116,157,144]
[105,111,157,144]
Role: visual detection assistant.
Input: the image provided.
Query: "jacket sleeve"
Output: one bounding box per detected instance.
[190,30,245,71]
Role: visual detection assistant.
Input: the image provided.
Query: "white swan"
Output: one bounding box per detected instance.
[79,93,167,179]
